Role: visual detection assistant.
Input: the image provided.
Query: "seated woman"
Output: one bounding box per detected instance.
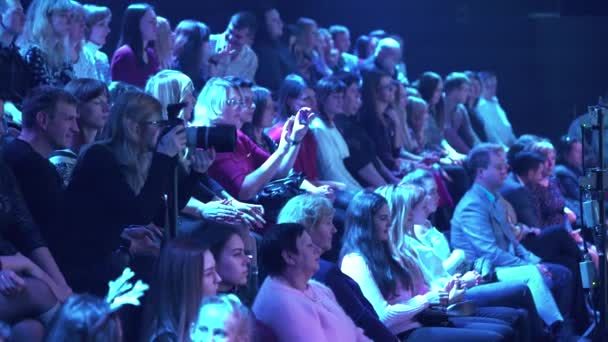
[172,20,211,94]
[310,76,363,191]
[69,1,97,80]
[142,238,220,342]
[110,3,159,88]
[340,190,513,341]
[19,0,75,87]
[0,158,71,341]
[241,86,278,154]
[191,294,254,342]
[192,77,315,202]
[277,194,398,341]
[63,91,208,295]
[378,183,541,341]
[145,71,265,242]
[83,4,112,83]
[253,223,371,342]
[268,74,319,181]
[554,136,584,220]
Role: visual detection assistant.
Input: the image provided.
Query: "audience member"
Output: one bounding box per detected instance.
[64,78,109,153]
[19,0,75,87]
[354,34,372,61]
[554,135,583,214]
[143,238,220,341]
[476,72,516,147]
[253,223,372,341]
[310,76,362,191]
[155,16,173,70]
[83,4,112,83]
[3,86,78,264]
[253,7,296,92]
[291,17,325,85]
[464,70,487,141]
[242,86,277,154]
[0,0,32,122]
[277,194,398,341]
[360,37,406,84]
[340,190,512,341]
[70,1,97,80]
[450,143,574,338]
[208,11,258,81]
[191,294,254,342]
[442,72,480,154]
[111,3,159,88]
[329,25,358,73]
[172,20,210,94]
[63,91,203,294]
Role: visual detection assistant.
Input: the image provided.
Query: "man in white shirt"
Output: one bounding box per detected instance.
[476,72,516,148]
[208,11,258,81]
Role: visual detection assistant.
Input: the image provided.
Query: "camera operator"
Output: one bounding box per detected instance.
[62,91,207,295]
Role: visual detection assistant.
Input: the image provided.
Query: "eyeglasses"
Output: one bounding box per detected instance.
[226,98,246,107]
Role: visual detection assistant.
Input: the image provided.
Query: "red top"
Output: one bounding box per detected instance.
[110,45,159,88]
[268,123,319,181]
[208,130,270,199]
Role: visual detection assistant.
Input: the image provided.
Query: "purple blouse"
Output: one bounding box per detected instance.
[110,45,160,88]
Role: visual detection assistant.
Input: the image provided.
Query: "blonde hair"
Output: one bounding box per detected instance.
[528,140,555,157]
[277,194,335,232]
[193,77,236,126]
[70,1,86,53]
[19,0,75,68]
[105,91,162,194]
[155,16,173,69]
[375,184,427,277]
[193,294,253,342]
[145,70,194,119]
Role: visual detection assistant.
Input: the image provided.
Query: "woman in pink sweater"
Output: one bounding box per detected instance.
[252,223,371,342]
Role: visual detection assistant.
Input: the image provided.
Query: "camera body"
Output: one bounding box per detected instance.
[165,102,237,152]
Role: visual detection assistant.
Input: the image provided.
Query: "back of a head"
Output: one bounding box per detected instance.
[400,168,434,187]
[106,90,161,143]
[556,135,580,164]
[259,223,306,277]
[511,151,546,177]
[146,238,207,340]
[21,86,78,130]
[173,20,210,71]
[444,72,470,94]
[193,77,234,126]
[230,11,257,33]
[145,70,194,117]
[343,190,387,253]
[45,294,120,342]
[374,37,400,57]
[329,25,349,39]
[277,194,334,231]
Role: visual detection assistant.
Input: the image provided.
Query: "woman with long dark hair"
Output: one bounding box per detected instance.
[142,238,221,342]
[340,191,513,341]
[241,86,277,154]
[110,3,159,88]
[172,20,210,94]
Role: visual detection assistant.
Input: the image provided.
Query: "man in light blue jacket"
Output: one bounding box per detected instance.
[451,143,574,337]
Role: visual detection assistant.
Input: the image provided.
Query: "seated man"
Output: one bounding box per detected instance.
[2,86,78,265]
[208,11,258,81]
[358,37,406,84]
[451,143,574,338]
[476,72,516,148]
[329,25,358,73]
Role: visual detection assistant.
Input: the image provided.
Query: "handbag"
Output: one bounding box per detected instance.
[255,171,306,224]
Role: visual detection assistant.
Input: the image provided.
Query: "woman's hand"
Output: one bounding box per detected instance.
[157,125,187,157]
[424,290,449,308]
[199,200,242,224]
[460,271,482,288]
[290,107,315,142]
[0,270,25,296]
[189,147,216,174]
[227,200,266,229]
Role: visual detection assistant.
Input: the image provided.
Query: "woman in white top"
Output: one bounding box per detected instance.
[340,190,512,341]
[83,4,111,83]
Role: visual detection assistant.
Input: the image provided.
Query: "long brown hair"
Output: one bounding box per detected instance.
[143,238,211,342]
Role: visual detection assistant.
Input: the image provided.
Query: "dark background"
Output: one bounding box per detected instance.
[23,0,608,142]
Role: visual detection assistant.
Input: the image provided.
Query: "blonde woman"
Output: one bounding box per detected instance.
[70,1,97,79]
[19,0,75,87]
[155,16,174,70]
